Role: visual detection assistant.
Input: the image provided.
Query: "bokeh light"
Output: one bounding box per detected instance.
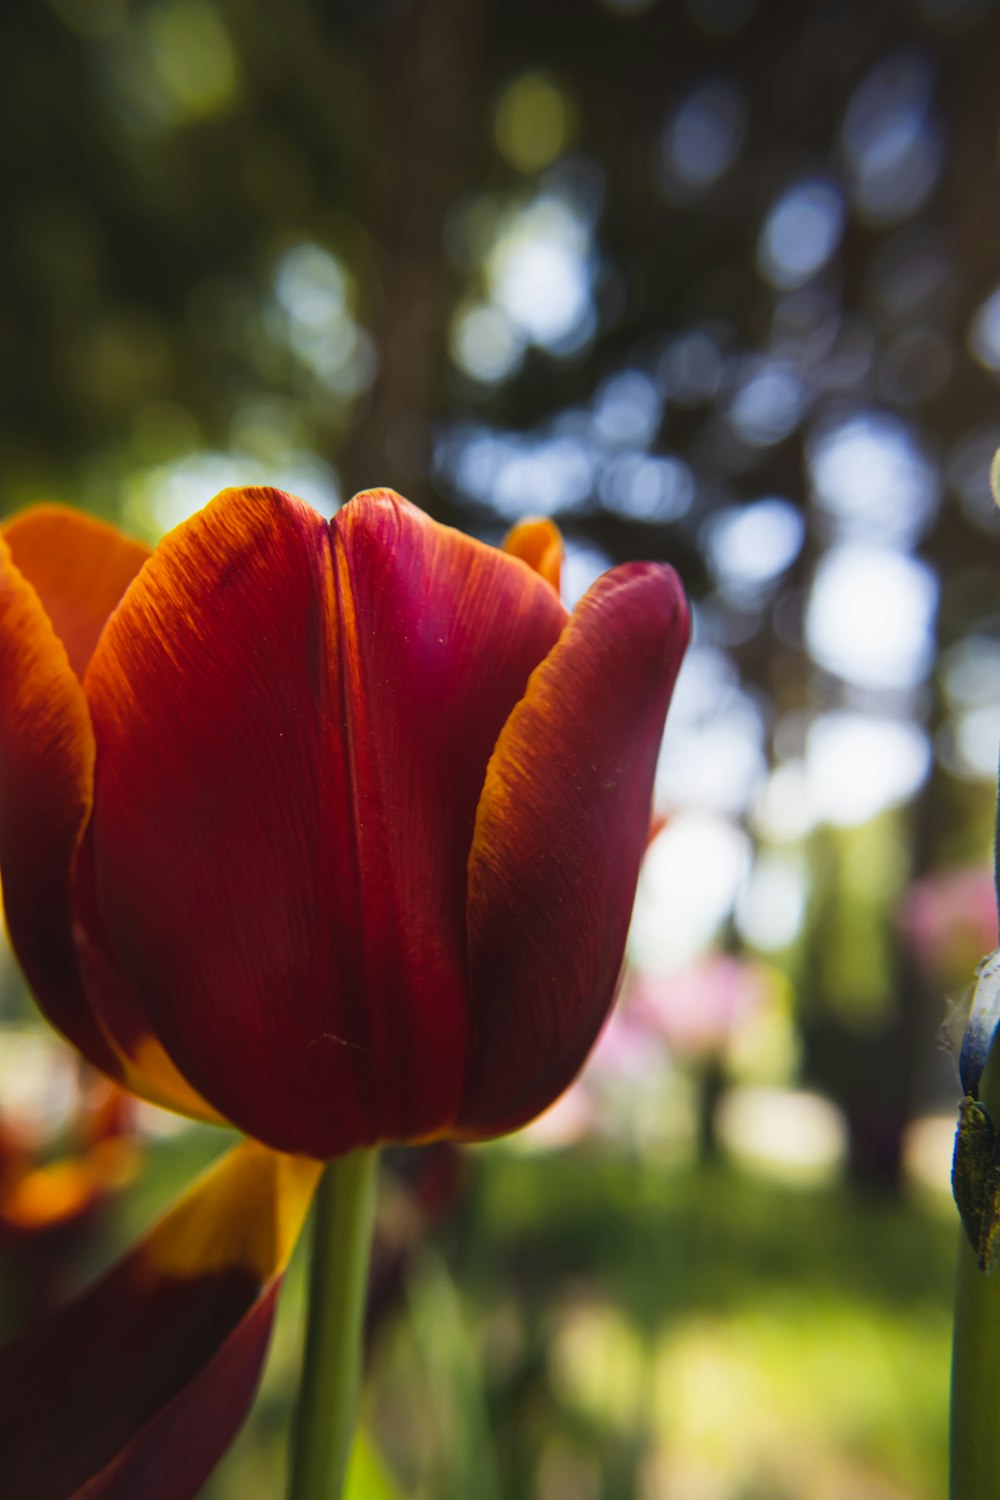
[805,544,938,690]
[494,72,575,174]
[757,179,845,291]
[658,77,746,202]
[807,410,940,544]
[841,48,943,226]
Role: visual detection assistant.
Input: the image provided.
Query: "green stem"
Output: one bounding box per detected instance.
[951,1045,1000,1498]
[288,1148,379,1500]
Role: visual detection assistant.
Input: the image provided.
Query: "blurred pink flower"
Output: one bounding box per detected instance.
[626,954,771,1061]
[900,866,997,982]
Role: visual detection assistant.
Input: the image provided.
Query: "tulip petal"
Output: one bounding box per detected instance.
[83,487,567,1154]
[0,530,116,1073]
[331,491,568,1140]
[502,517,563,594]
[0,1142,321,1500]
[461,562,690,1135]
[82,486,367,1155]
[0,520,212,1121]
[72,857,229,1124]
[3,506,151,680]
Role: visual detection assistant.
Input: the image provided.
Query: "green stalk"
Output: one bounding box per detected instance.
[951,1042,1000,1498]
[288,1148,379,1500]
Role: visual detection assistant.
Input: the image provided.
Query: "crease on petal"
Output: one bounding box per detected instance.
[0,1142,322,1500]
[331,490,568,1140]
[3,506,151,681]
[461,561,690,1136]
[502,516,563,595]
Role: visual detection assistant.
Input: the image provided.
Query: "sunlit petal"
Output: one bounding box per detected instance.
[0,531,114,1074]
[502,516,563,593]
[3,506,151,681]
[462,561,689,1134]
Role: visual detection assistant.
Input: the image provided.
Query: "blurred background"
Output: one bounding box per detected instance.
[1,0,999,1494]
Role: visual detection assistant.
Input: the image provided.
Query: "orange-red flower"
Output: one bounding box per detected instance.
[0,486,689,1495]
[1,486,688,1156]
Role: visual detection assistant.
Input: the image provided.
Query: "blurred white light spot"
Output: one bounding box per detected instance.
[727,361,808,446]
[737,852,809,952]
[806,544,937,690]
[658,77,746,200]
[969,285,1000,373]
[599,453,694,522]
[631,814,752,970]
[144,452,254,532]
[706,498,805,597]
[135,450,340,535]
[0,1031,80,1143]
[904,1115,960,1196]
[451,304,525,384]
[443,425,596,521]
[493,437,594,519]
[757,179,844,290]
[273,241,374,397]
[806,712,931,826]
[657,673,766,820]
[270,457,340,519]
[942,636,1000,710]
[718,1087,847,1182]
[276,242,347,325]
[808,410,939,544]
[489,197,595,350]
[442,427,502,503]
[664,642,738,724]
[562,539,614,609]
[841,49,942,226]
[593,370,662,446]
[752,760,816,843]
[952,705,1000,780]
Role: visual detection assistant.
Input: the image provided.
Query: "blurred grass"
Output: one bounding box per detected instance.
[102,1131,952,1499]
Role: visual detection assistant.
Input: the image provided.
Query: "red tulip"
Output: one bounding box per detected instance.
[0,486,689,1494]
[1,485,688,1155]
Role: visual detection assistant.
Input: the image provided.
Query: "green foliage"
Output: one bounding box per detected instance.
[120,1135,954,1500]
